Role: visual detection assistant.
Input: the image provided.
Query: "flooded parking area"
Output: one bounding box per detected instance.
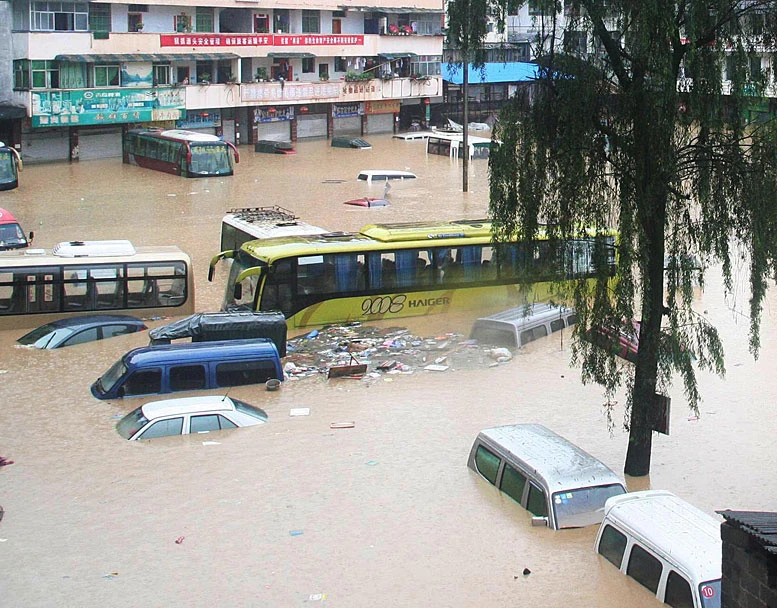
[0,134,776,606]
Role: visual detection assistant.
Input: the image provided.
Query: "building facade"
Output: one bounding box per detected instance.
[1,0,445,162]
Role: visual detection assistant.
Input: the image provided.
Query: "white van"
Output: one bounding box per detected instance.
[467,424,626,529]
[594,490,722,608]
[469,303,577,348]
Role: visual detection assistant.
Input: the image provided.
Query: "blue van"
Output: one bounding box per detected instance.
[91,339,283,400]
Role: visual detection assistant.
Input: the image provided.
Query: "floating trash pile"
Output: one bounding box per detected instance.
[283,322,512,381]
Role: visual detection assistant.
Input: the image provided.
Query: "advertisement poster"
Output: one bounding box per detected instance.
[31,87,185,127]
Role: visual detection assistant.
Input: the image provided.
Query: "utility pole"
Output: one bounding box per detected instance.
[461,0,469,193]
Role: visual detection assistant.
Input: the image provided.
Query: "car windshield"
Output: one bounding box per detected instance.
[552,484,627,529]
[96,359,128,394]
[17,324,72,348]
[232,398,268,421]
[116,407,149,440]
[0,223,26,248]
[699,579,721,608]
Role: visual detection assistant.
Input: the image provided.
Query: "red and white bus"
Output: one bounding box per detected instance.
[0,142,22,191]
[0,207,32,251]
[123,128,239,178]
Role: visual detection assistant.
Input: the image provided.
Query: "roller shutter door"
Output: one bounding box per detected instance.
[76,126,123,160]
[296,114,327,139]
[333,116,361,135]
[22,129,69,162]
[256,122,291,141]
[365,114,394,134]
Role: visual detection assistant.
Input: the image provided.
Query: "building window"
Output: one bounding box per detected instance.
[410,13,441,36]
[302,10,320,33]
[318,63,329,80]
[89,3,111,33]
[254,13,270,33]
[31,61,59,89]
[411,55,442,76]
[175,12,192,33]
[128,4,148,12]
[302,58,315,73]
[334,57,348,72]
[13,60,31,90]
[153,64,171,86]
[31,1,89,31]
[94,64,120,87]
[274,9,290,33]
[196,7,214,33]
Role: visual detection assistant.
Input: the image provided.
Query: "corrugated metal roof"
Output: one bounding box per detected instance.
[718,510,777,552]
[56,53,238,63]
[340,5,444,13]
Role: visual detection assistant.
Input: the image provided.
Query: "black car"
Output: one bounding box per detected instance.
[17,314,147,349]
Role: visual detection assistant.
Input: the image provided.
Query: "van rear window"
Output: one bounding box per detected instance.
[215,360,278,387]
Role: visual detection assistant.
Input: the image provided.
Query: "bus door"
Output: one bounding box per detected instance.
[258,259,293,316]
[17,266,61,313]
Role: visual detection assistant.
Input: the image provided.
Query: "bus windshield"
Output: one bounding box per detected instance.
[0,223,26,249]
[0,150,18,184]
[189,143,233,175]
[224,250,263,309]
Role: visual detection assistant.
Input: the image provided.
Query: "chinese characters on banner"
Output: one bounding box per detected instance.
[160,34,365,47]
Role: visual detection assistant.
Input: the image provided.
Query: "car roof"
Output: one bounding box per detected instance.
[477,423,624,493]
[123,338,277,365]
[141,395,236,419]
[39,314,146,330]
[602,490,722,582]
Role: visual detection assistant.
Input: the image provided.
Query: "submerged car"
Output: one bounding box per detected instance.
[17,314,147,349]
[116,395,268,441]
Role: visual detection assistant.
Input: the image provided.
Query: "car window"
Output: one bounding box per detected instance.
[102,324,138,339]
[597,524,627,568]
[500,463,527,504]
[124,369,162,396]
[526,482,548,517]
[215,360,278,387]
[169,364,206,391]
[474,445,500,484]
[626,544,663,595]
[61,327,99,347]
[138,417,183,439]
[665,570,694,608]
[190,414,238,433]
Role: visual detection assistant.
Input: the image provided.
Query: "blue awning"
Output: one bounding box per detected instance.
[443,62,539,84]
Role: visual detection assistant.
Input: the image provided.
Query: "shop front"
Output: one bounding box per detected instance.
[254,106,294,142]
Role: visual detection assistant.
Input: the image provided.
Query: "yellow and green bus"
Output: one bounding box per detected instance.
[208,219,617,329]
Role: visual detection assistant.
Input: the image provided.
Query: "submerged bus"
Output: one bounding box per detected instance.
[427,132,492,160]
[0,142,22,191]
[209,219,616,329]
[0,240,194,330]
[123,129,239,177]
[219,206,328,253]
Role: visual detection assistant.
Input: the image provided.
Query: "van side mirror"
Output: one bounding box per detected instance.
[531,516,549,527]
[28,231,34,244]
[234,283,242,300]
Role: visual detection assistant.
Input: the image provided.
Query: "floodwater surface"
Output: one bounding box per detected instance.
[0,135,775,607]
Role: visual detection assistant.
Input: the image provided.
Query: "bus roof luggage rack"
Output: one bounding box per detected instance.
[52,240,137,258]
[227,206,300,226]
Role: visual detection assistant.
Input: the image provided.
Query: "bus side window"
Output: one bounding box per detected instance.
[481,246,496,280]
[395,250,418,288]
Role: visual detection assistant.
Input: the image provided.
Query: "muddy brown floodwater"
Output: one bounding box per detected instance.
[1,134,776,607]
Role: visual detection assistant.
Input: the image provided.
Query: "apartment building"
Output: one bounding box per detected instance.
[0,0,444,162]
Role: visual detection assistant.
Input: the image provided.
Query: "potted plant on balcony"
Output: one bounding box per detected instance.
[227,73,239,84]
[135,21,144,32]
[198,72,211,85]
[255,67,269,82]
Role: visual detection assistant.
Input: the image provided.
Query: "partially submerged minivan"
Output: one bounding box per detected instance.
[92,338,283,400]
[467,423,626,529]
[469,303,577,349]
[594,490,722,608]
[0,207,32,251]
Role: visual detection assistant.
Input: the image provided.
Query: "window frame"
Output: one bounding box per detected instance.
[302,10,321,33]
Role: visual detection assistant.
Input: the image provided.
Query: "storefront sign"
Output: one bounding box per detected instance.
[160,33,364,47]
[177,110,221,129]
[332,102,363,118]
[242,81,342,103]
[365,100,401,114]
[254,106,295,122]
[31,88,185,127]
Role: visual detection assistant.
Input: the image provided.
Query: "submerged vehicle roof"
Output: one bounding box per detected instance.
[0,207,21,224]
[476,423,624,494]
[602,490,722,582]
[115,338,279,367]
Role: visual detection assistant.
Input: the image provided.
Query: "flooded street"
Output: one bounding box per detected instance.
[1,134,776,607]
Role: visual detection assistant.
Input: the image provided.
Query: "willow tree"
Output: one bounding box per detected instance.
[482,1,777,476]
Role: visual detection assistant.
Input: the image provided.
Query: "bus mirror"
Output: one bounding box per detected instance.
[234,283,242,300]
[207,265,214,282]
[28,231,34,244]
